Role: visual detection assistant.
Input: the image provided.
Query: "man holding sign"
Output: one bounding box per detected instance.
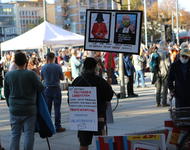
[69,57,113,150]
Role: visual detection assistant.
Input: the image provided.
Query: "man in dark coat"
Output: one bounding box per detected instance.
[70,57,113,150]
[168,48,190,107]
[123,54,138,97]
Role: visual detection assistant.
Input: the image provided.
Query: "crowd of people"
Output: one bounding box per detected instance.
[1,40,190,150]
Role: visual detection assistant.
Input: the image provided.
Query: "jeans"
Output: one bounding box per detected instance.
[135,70,145,87]
[44,87,62,130]
[9,114,36,150]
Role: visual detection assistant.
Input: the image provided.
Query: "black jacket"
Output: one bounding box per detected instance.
[71,72,113,118]
[168,60,190,107]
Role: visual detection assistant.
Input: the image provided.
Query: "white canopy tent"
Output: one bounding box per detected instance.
[1,21,84,51]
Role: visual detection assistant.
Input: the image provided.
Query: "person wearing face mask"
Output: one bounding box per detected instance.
[117,15,135,34]
[155,41,171,107]
[168,48,190,108]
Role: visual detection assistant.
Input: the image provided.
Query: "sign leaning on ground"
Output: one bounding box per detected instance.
[84,9,143,54]
[95,134,166,150]
[68,86,98,131]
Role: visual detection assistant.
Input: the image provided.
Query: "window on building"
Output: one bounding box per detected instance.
[80,0,87,6]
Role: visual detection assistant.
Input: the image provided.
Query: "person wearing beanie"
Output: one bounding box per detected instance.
[168,48,190,108]
[70,57,113,150]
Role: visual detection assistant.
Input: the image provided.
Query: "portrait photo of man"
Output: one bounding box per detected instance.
[114,13,137,44]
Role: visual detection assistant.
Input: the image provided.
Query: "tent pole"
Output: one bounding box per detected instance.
[43,0,47,21]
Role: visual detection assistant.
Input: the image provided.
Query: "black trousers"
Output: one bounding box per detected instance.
[127,75,134,96]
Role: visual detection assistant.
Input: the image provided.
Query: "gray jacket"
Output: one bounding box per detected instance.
[157,49,171,77]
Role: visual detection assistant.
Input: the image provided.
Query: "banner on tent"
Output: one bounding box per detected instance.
[68,86,98,131]
[84,9,143,54]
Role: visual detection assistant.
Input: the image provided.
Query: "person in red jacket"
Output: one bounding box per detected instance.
[104,52,118,84]
[91,13,108,39]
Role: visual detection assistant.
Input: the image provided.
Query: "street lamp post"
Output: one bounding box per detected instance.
[112,0,129,98]
[176,0,179,45]
[118,0,128,98]
[143,0,148,48]
[171,11,175,42]
[43,0,47,21]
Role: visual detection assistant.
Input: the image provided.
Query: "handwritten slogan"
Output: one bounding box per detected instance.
[69,87,98,131]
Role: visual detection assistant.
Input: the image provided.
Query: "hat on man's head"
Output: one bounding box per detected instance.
[180,48,190,57]
[83,57,97,70]
[180,42,188,50]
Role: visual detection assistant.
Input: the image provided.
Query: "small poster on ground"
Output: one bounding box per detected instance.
[95,134,166,150]
[84,9,143,54]
[68,86,98,131]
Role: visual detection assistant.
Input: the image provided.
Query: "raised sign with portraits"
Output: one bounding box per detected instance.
[84,9,143,54]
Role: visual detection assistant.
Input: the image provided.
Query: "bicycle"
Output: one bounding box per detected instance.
[169,96,190,150]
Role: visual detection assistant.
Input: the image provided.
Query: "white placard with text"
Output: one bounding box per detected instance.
[69,87,97,131]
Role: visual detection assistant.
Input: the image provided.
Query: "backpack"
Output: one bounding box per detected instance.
[149,52,160,73]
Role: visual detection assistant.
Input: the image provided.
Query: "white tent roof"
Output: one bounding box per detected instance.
[1,21,84,51]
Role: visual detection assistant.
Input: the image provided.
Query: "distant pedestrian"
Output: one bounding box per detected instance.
[69,49,81,79]
[70,57,113,150]
[133,48,146,88]
[41,52,65,133]
[155,41,171,107]
[104,52,117,84]
[123,54,138,97]
[0,58,5,100]
[4,51,44,150]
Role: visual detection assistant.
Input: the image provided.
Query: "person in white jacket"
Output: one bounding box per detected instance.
[133,48,146,88]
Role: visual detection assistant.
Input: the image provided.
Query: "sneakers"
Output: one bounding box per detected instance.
[56,127,66,133]
[162,104,170,107]
[127,93,138,98]
[156,103,170,107]
[0,97,5,100]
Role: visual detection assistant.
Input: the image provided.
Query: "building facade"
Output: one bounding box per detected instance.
[0,3,16,42]
[12,0,43,35]
[55,0,117,35]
